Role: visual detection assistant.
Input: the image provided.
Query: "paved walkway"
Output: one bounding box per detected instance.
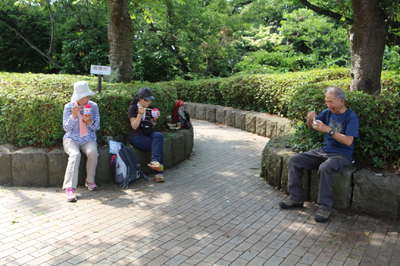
[0,120,399,266]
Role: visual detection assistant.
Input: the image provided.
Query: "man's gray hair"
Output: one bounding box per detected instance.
[325,86,346,101]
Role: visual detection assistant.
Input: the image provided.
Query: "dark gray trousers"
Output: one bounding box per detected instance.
[288,148,351,209]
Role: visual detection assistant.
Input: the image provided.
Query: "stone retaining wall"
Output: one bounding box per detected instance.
[0,128,194,187]
[185,102,292,139]
[261,136,400,219]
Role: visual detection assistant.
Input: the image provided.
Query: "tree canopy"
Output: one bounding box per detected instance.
[0,0,399,87]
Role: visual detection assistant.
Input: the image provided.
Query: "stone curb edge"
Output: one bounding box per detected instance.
[0,128,194,187]
[261,137,400,220]
[185,102,293,139]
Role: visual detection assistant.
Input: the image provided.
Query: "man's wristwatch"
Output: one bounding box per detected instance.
[328,129,336,136]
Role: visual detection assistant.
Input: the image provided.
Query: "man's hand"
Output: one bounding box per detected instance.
[72,105,80,118]
[306,111,317,128]
[312,120,331,134]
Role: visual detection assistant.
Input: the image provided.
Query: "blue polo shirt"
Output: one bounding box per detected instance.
[316,108,359,161]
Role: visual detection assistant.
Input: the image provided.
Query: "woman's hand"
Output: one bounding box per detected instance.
[138,106,145,116]
[72,105,80,118]
[83,114,92,125]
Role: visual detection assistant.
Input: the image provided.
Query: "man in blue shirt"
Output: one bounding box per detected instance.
[279,87,359,223]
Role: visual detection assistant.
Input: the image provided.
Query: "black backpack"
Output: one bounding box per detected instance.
[110,143,147,189]
[179,109,192,129]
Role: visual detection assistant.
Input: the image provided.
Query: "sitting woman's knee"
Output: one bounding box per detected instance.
[69,151,81,159]
[85,148,98,159]
[152,132,164,139]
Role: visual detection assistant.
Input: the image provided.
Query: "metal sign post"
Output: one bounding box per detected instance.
[90,65,111,93]
[97,75,103,93]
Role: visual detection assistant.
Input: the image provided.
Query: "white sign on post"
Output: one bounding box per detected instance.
[90,65,111,76]
[90,65,111,93]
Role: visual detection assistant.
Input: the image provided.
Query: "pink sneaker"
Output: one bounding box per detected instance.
[85,181,97,191]
[66,188,77,202]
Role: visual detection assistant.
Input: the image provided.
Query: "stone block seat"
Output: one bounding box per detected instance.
[185,102,293,139]
[260,136,355,209]
[260,136,400,219]
[0,128,194,187]
[183,102,400,219]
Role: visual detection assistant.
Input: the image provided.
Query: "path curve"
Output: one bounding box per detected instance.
[0,120,398,266]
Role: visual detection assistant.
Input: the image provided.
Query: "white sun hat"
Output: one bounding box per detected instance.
[71,81,96,103]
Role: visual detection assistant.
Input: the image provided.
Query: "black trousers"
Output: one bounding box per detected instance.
[288,148,351,209]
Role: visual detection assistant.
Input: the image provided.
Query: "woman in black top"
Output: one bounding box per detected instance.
[128,87,165,182]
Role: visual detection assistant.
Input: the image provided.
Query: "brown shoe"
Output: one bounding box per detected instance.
[153,174,165,183]
[148,161,164,172]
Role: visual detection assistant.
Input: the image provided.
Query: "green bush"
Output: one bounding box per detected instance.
[287,82,400,169]
[234,50,319,74]
[383,46,400,71]
[172,67,349,114]
[0,72,177,147]
[172,68,400,169]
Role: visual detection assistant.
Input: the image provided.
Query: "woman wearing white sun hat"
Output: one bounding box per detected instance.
[62,81,100,202]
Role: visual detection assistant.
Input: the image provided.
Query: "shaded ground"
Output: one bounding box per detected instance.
[0,120,399,266]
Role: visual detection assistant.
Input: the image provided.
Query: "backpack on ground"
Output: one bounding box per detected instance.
[109,140,147,189]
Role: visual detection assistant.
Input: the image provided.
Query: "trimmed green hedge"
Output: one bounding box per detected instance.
[171,68,400,169]
[0,72,177,147]
[2,69,399,168]
[288,80,400,169]
[171,68,351,114]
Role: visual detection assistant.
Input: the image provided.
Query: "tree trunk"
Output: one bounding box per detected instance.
[107,0,133,82]
[350,0,386,94]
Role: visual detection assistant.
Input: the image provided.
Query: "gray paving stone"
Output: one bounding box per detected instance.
[195,104,207,121]
[224,109,236,127]
[0,120,398,266]
[234,110,249,130]
[310,165,356,209]
[265,120,277,140]
[12,147,48,186]
[95,147,112,185]
[352,169,400,219]
[171,132,185,165]
[181,128,194,159]
[205,104,217,123]
[184,102,196,118]
[255,114,268,137]
[47,148,68,187]
[245,112,257,133]
[0,145,13,185]
[163,133,174,169]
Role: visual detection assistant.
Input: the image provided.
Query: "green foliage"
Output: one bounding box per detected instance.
[0,72,177,147]
[0,0,51,72]
[232,9,351,75]
[0,0,109,74]
[130,0,246,80]
[172,68,400,169]
[0,0,398,80]
[55,0,109,74]
[280,9,349,63]
[287,82,400,169]
[60,37,108,74]
[234,50,318,74]
[173,68,349,113]
[383,46,400,71]
[239,0,300,27]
